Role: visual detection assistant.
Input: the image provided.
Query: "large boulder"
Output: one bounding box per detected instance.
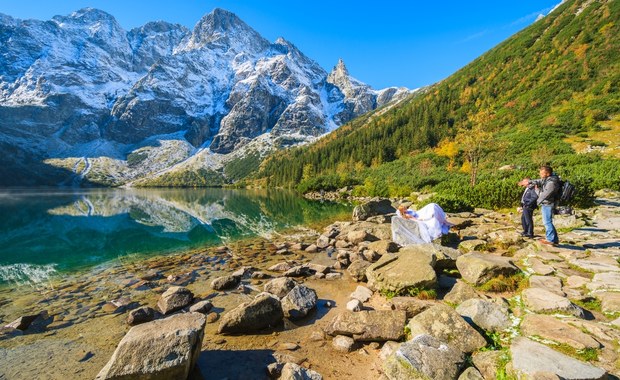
[510,337,607,380]
[281,285,318,319]
[366,247,437,294]
[456,252,519,286]
[522,288,585,318]
[324,310,406,342]
[352,198,395,221]
[157,286,194,315]
[96,313,206,380]
[218,293,283,334]
[264,277,297,299]
[456,298,511,333]
[384,334,464,380]
[407,304,486,354]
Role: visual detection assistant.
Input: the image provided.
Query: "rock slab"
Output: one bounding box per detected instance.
[157,286,194,315]
[510,337,607,380]
[456,252,519,286]
[366,247,437,294]
[324,310,406,342]
[281,285,318,319]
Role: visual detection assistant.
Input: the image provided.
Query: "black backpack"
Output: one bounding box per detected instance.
[556,178,576,204]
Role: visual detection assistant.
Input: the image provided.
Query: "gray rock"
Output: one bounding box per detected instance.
[157,286,194,315]
[269,262,293,272]
[96,313,206,380]
[529,275,565,296]
[456,298,511,332]
[510,337,607,380]
[127,306,158,326]
[456,252,519,286]
[305,244,319,253]
[281,285,318,319]
[352,199,395,221]
[284,265,313,278]
[210,275,240,290]
[332,335,356,352]
[347,230,371,244]
[4,314,42,331]
[522,288,585,318]
[387,297,434,318]
[458,239,488,253]
[366,247,437,294]
[565,275,590,289]
[421,243,462,270]
[218,293,283,334]
[379,341,401,360]
[569,255,620,273]
[189,300,213,314]
[520,314,601,350]
[347,260,371,282]
[316,235,331,249]
[458,367,484,380]
[384,334,464,380]
[596,291,620,313]
[530,258,555,275]
[325,273,342,280]
[587,272,620,292]
[280,363,322,380]
[367,240,399,256]
[346,299,362,312]
[407,304,486,354]
[264,277,297,298]
[307,263,329,274]
[444,280,483,305]
[349,285,374,303]
[325,310,406,342]
[472,350,503,380]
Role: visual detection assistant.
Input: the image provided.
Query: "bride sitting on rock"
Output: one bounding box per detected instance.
[392,203,453,245]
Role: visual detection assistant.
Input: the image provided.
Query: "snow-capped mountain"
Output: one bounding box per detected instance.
[0,8,410,186]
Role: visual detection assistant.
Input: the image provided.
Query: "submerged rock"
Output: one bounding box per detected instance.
[210,275,240,290]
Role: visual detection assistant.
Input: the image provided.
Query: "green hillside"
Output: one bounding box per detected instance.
[254,0,620,210]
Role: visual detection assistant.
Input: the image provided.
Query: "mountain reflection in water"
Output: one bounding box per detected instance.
[0,188,350,283]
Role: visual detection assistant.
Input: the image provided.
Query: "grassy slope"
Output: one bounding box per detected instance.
[254,0,619,209]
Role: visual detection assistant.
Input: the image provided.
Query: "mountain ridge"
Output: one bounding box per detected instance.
[0,7,410,186]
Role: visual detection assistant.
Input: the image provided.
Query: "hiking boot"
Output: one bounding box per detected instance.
[539,239,558,246]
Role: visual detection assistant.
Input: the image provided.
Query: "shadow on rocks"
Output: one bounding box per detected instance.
[281,299,334,329]
[193,349,275,380]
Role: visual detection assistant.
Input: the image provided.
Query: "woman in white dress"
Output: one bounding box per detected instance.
[392,203,452,245]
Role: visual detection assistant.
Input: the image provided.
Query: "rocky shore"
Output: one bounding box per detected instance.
[1,190,619,379]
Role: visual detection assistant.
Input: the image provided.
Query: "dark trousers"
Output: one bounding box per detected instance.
[521,207,534,237]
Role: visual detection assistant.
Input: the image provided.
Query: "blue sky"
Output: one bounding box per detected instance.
[0,0,562,89]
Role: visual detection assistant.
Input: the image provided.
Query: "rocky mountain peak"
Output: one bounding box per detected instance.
[180,8,269,52]
[57,7,119,26]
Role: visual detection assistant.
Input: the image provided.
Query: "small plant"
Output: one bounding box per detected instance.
[589,140,607,147]
[479,273,527,293]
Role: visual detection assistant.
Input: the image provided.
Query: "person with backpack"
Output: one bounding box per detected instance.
[517,177,538,238]
[519,165,560,245]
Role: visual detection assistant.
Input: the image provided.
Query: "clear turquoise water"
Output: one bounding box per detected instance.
[0,188,351,285]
